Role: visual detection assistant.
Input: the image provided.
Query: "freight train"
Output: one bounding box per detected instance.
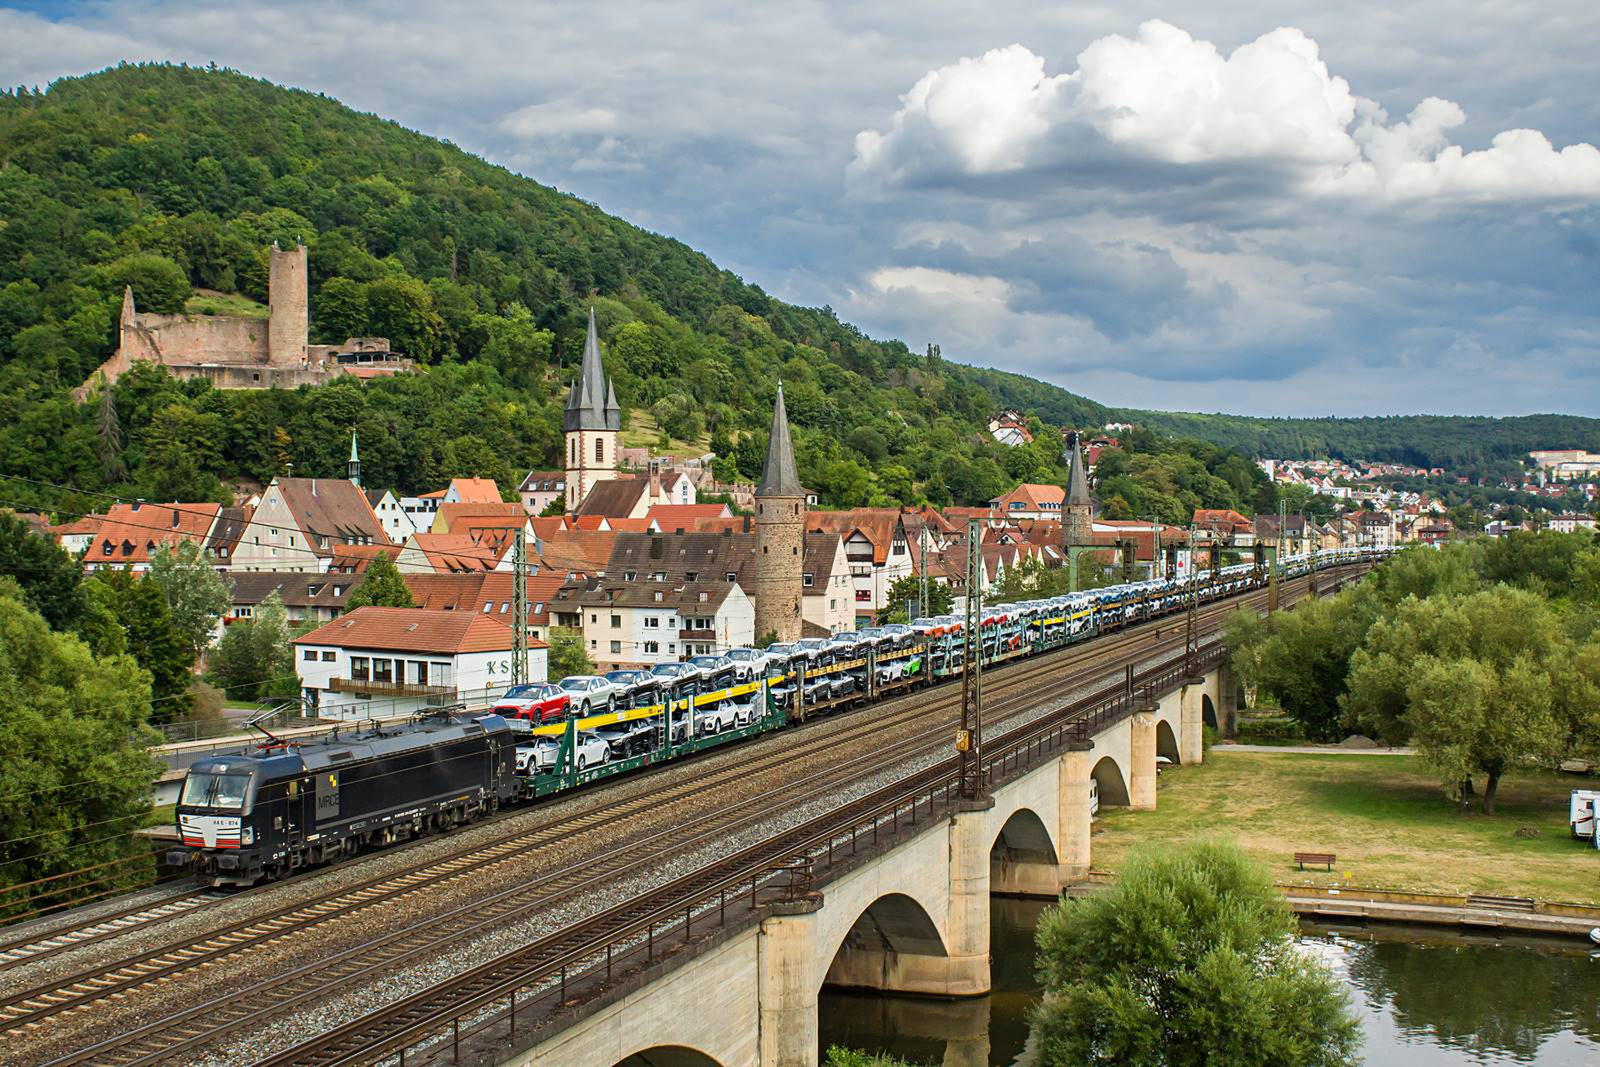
[169,546,1389,886]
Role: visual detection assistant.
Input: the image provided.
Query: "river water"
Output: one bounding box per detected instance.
[818,898,1600,1066]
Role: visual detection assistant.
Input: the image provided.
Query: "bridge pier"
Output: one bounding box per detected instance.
[1180,677,1206,765]
[1129,709,1157,809]
[1057,747,1093,883]
[759,904,822,1067]
[1218,661,1241,737]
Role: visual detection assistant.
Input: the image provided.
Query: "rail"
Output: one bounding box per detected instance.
[262,639,1232,1067]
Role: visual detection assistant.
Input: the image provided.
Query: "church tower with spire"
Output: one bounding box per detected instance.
[347,430,361,488]
[754,384,806,644]
[1063,430,1095,547]
[563,308,623,511]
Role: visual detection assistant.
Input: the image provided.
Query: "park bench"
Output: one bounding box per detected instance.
[1294,851,1336,871]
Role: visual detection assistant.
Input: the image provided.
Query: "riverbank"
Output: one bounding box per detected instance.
[1090,750,1600,904]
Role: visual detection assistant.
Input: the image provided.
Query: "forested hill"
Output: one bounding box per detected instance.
[1125,410,1600,481]
[0,63,1108,513]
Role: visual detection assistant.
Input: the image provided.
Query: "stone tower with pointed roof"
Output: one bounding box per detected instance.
[754,384,806,644]
[563,309,624,511]
[1064,430,1095,547]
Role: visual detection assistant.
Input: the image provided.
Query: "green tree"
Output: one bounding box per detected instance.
[99,252,190,314]
[1030,840,1359,1066]
[208,591,297,703]
[0,512,87,633]
[0,583,163,918]
[344,552,415,610]
[84,569,194,720]
[480,303,554,389]
[1346,587,1576,812]
[545,625,593,680]
[882,572,952,623]
[146,540,232,662]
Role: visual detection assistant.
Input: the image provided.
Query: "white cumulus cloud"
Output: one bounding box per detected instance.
[851,19,1600,204]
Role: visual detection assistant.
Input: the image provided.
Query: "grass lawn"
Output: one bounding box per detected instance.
[622,410,711,457]
[1091,751,1600,904]
[185,291,270,318]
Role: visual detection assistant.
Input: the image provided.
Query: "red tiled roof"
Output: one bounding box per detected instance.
[991,483,1066,510]
[294,606,524,653]
[90,502,221,565]
[645,503,733,531]
[404,571,567,626]
[448,478,504,504]
[806,509,906,566]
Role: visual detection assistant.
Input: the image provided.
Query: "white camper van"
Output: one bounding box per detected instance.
[1570,789,1600,842]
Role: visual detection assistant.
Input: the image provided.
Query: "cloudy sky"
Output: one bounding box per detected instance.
[3,1,1598,417]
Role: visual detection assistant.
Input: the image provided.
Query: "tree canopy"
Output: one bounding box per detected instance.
[344,551,414,610]
[0,581,163,918]
[1030,839,1359,1066]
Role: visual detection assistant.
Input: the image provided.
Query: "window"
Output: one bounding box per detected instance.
[534,602,545,615]
[644,640,660,655]
[726,572,737,582]
[645,616,659,628]
[235,606,253,619]
[610,614,622,628]
[501,601,511,613]
[595,437,604,463]
[484,601,494,613]
[685,571,698,582]
[570,439,576,464]
[334,586,346,596]
[624,571,636,581]
[610,641,622,654]
[351,656,370,681]
[303,649,316,660]
[373,658,395,684]
[321,650,335,662]
[803,573,814,588]
[590,613,598,624]
[649,571,666,581]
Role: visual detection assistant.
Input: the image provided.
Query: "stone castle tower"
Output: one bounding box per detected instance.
[563,308,623,511]
[267,241,309,366]
[754,383,805,643]
[1064,430,1094,547]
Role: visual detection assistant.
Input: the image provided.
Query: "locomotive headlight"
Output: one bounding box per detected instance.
[240,826,254,845]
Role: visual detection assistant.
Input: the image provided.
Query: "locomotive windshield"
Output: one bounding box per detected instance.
[180,772,251,810]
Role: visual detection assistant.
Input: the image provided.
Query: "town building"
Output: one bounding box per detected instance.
[83,502,221,573]
[988,483,1066,521]
[224,571,356,633]
[518,471,566,516]
[805,509,912,627]
[404,571,568,646]
[1063,433,1094,548]
[292,606,542,721]
[230,477,391,573]
[1546,512,1598,533]
[556,575,754,670]
[397,477,505,530]
[803,531,854,635]
[564,309,624,511]
[754,384,807,643]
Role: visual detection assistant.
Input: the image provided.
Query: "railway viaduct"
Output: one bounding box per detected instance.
[506,661,1228,1067]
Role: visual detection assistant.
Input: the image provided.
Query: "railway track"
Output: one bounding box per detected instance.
[9,571,1342,1064]
[258,642,1245,1067]
[0,887,219,974]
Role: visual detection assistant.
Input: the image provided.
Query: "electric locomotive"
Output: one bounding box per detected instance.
[168,710,519,887]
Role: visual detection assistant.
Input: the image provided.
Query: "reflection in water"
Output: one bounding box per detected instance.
[818,900,1600,1066]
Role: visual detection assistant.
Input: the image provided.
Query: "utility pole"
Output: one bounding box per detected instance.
[1185,523,1198,671]
[511,527,526,686]
[958,518,984,799]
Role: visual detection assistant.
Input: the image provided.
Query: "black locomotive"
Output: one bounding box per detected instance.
[168,711,518,887]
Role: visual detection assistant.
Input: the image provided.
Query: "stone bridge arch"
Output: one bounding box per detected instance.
[1202,692,1218,729]
[616,1047,726,1067]
[989,806,1061,898]
[1156,719,1181,766]
[1091,754,1130,807]
[821,892,949,994]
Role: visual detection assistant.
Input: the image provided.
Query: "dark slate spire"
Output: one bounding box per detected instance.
[564,308,621,432]
[758,382,803,498]
[347,430,361,488]
[1066,431,1092,508]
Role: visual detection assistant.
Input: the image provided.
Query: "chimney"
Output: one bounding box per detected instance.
[312,480,318,497]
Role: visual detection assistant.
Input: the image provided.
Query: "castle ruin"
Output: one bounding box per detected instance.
[75,242,411,399]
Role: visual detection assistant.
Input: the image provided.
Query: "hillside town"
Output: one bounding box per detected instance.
[11,316,1505,725]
